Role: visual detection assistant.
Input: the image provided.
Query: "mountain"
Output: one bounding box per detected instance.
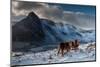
[12,12,45,51]
[12,12,45,42]
[12,12,95,52]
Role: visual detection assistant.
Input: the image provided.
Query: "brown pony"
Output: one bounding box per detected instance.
[57,40,80,56]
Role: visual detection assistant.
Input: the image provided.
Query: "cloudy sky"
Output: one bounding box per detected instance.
[11,0,96,30]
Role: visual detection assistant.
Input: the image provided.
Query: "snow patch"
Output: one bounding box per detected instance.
[11,42,96,66]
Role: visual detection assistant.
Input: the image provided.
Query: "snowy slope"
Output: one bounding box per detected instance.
[11,42,95,66]
[41,19,95,43]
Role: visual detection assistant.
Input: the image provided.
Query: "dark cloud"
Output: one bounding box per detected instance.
[12,1,48,16]
[63,12,79,23]
[15,1,47,10]
[62,12,95,29]
[34,6,63,22]
[12,0,64,22]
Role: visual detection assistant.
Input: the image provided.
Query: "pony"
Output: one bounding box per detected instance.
[57,39,80,56]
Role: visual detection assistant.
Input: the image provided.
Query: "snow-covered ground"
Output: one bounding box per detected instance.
[11,42,96,66]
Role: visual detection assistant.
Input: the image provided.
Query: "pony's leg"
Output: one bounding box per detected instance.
[66,48,68,53]
[57,47,60,55]
[68,48,70,52]
[66,48,70,53]
[61,48,64,56]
